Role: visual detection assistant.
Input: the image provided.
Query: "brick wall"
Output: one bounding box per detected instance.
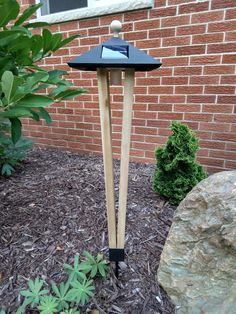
[20,0,236,173]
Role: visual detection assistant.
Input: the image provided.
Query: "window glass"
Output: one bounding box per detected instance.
[39,0,88,16]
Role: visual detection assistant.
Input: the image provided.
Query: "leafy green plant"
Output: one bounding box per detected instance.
[15,252,108,313]
[20,278,49,309]
[80,251,109,278]
[0,0,85,175]
[153,121,207,205]
[38,295,59,314]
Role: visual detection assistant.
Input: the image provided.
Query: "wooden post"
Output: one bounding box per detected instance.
[117,68,135,249]
[97,68,117,249]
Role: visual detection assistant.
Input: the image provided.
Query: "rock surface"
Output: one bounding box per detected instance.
[157,171,236,314]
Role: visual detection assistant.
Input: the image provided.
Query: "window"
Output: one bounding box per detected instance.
[34,0,153,24]
[39,0,88,16]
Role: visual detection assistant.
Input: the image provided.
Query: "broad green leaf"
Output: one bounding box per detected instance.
[16,94,53,108]
[51,33,63,51]
[42,29,53,54]
[24,22,50,28]
[55,89,86,101]
[1,71,14,104]
[10,117,22,143]
[39,108,52,124]
[0,58,14,78]
[48,70,68,79]
[31,35,43,60]
[0,0,20,27]
[8,36,31,52]
[1,163,14,176]
[0,108,33,119]
[54,34,80,50]
[15,3,42,26]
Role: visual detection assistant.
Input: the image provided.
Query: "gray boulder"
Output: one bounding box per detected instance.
[157,171,236,314]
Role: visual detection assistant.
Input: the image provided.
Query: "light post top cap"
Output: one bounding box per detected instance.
[110,20,122,37]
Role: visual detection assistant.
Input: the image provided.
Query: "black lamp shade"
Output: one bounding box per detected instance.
[68,37,161,72]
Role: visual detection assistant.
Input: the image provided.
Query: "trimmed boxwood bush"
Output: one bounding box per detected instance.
[153,121,207,205]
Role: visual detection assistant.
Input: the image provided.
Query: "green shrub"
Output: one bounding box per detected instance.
[153,121,207,205]
[0,0,86,175]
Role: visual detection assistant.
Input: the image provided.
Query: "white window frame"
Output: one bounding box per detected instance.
[33,0,153,24]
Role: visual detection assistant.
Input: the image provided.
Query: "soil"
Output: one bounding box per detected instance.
[0,148,176,314]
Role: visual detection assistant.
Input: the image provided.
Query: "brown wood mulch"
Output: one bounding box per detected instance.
[0,148,175,314]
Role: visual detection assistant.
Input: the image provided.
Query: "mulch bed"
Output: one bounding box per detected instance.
[0,148,175,313]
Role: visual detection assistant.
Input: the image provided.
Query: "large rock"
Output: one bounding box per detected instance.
[157,171,236,314]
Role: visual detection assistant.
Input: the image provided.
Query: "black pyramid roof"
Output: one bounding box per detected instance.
[68,37,161,72]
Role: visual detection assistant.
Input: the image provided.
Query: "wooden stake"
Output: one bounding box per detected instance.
[117,68,135,249]
[97,68,116,249]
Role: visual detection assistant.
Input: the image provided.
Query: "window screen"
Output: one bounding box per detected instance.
[40,0,88,15]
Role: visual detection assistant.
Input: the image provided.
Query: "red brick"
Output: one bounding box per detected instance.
[149,28,175,38]
[199,122,231,132]
[202,104,233,113]
[214,114,236,123]
[212,132,236,142]
[185,113,213,122]
[211,0,236,10]
[147,120,170,128]
[225,160,236,169]
[226,8,236,19]
[179,1,209,14]
[174,104,201,112]
[136,77,161,86]
[162,57,189,66]
[136,39,161,49]
[148,104,173,112]
[160,95,186,103]
[135,127,158,135]
[208,43,236,54]
[190,55,221,65]
[187,95,216,103]
[80,37,99,46]
[197,157,224,167]
[204,65,235,75]
[174,66,202,76]
[79,18,99,28]
[190,75,220,85]
[176,85,204,94]
[161,15,190,27]
[149,86,174,94]
[88,27,108,36]
[208,20,236,33]
[191,11,224,23]
[135,19,160,30]
[162,36,190,47]
[158,112,183,120]
[135,95,158,103]
[177,25,206,36]
[226,142,236,151]
[209,150,236,160]
[177,45,205,56]
[218,96,236,104]
[124,10,148,22]
[221,76,236,85]
[124,31,147,41]
[222,54,236,64]
[192,33,224,44]
[162,76,188,85]
[226,31,236,41]
[200,140,225,150]
[150,47,176,57]
[150,6,177,18]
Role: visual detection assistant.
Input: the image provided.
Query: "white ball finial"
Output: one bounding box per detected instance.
[110,20,122,37]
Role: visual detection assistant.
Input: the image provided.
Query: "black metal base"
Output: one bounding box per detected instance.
[109,249,125,279]
[109,248,125,262]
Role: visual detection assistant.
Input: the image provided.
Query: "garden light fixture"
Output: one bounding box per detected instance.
[68,20,161,276]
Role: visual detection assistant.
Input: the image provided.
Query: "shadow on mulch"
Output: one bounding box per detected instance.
[0,148,175,313]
